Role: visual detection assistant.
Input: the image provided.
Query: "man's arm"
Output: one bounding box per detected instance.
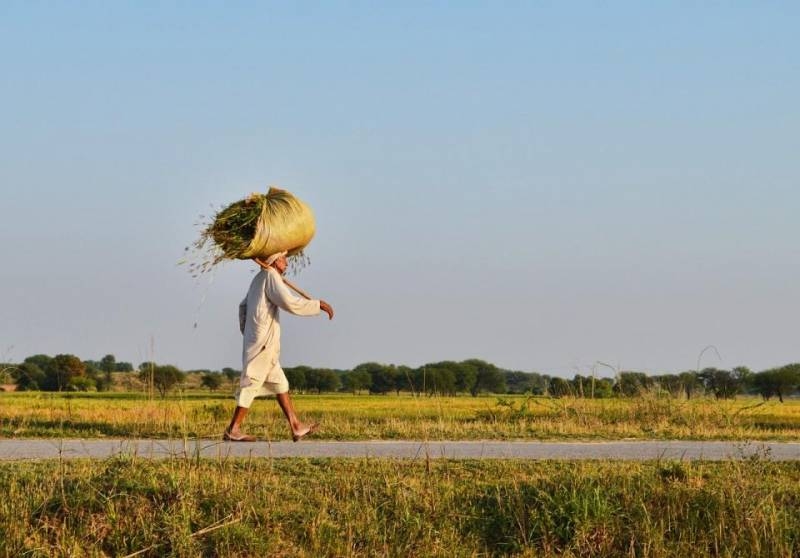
[264,269,322,316]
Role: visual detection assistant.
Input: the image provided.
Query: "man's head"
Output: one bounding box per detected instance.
[272,254,288,274]
[260,250,288,273]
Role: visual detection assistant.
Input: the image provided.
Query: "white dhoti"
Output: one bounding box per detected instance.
[235,347,290,407]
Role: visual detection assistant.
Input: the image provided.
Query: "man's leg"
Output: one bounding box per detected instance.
[224,385,260,442]
[224,406,256,441]
[275,392,319,442]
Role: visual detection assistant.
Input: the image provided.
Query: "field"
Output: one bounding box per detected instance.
[2,456,799,557]
[4,392,799,557]
[2,392,800,441]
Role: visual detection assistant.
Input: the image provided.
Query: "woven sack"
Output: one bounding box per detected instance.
[211,187,315,259]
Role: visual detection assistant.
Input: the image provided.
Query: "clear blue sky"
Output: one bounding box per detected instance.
[1,2,798,376]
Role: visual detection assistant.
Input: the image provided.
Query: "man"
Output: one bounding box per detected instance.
[224,251,334,442]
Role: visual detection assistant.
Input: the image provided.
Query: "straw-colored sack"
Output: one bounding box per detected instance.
[187,187,315,275]
[238,188,315,258]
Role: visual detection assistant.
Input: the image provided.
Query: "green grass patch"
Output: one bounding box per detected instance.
[1,457,799,556]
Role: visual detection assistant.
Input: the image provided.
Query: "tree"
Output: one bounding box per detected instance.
[548,377,572,397]
[453,362,478,395]
[614,372,652,397]
[82,360,105,391]
[305,368,340,393]
[284,366,310,392]
[342,368,371,394]
[505,371,547,395]
[139,364,185,397]
[753,365,800,403]
[11,362,45,391]
[463,359,506,396]
[421,365,456,396]
[98,354,116,391]
[393,365,415,395]
[115,361,134,372]
[593,377,615,398]
[698,368,741,400]
[352,362,395,394]
[69,376,97,392]
[201,372,223,391]
[100,354,116,374]
[678,371,699,399]
[46,354,86,391]
[221,367,240,383]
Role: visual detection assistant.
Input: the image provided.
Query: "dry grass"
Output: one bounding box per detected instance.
[1,392,799,441]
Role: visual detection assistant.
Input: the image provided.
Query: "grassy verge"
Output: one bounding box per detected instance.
[2,392,800,441]
[1,456,798,557]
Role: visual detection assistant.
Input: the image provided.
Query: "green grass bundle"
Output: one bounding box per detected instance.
[187,187,315,275]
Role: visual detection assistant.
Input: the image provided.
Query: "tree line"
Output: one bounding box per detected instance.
[2,354,799,402]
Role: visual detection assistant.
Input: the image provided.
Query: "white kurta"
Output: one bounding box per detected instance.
[239,267,321,386]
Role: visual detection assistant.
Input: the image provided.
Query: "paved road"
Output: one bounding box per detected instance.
[1,439,799,461]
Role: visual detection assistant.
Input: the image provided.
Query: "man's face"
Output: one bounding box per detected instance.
[274,255,288,274]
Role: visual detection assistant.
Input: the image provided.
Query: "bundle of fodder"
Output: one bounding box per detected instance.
[188,187,315,275]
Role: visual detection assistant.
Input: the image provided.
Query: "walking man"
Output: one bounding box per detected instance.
[224,251,334,442]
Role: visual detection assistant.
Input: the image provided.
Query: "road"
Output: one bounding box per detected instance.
[1,439,799,461]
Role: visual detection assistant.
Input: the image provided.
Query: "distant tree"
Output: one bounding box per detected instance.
[505,371,547,395]
[571,375,591,397]
[453,362,478,395]
[221,367,240,383]
[138,361,157,392]
[463,359,506,396]
[201,372,223,391]
[548,377,572,397]
[698,368,741,400]
[678,371,699,399]
[421,365,456,396]
[753,365,800,403]
[24,354,55,375]
[69,376,96,392]
[83,360,107,391]
[733,366,754,393]
[139,361,157,373]
[653,374,683,397]
[593,377,615,398]
[352,362,395,394]
[115,361,134,372]
[12,362,45,391]
[614,372,652,397]
[342,368,371,394]
[46,354,86,392]
[306,368,340,393]
[321,369,341,393]
[139,364,185,397]
[393,365,415,395]
[284,366,310,392]
[100,354,116,374]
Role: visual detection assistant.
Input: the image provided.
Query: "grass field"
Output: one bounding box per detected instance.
[2,392,799,441]
[1,456,798,557]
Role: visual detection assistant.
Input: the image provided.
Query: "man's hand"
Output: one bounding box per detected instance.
[320,300,334,320]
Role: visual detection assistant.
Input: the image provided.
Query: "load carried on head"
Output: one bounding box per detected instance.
[188,187,315,275]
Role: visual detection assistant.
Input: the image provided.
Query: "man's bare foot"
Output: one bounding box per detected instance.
[223,429,257,442]
[292,422,319,442]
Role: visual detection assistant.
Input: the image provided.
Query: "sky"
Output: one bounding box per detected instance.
[1,2,798,377]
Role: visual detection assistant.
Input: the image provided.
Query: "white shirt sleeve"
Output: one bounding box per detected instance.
[264,269,321,316]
